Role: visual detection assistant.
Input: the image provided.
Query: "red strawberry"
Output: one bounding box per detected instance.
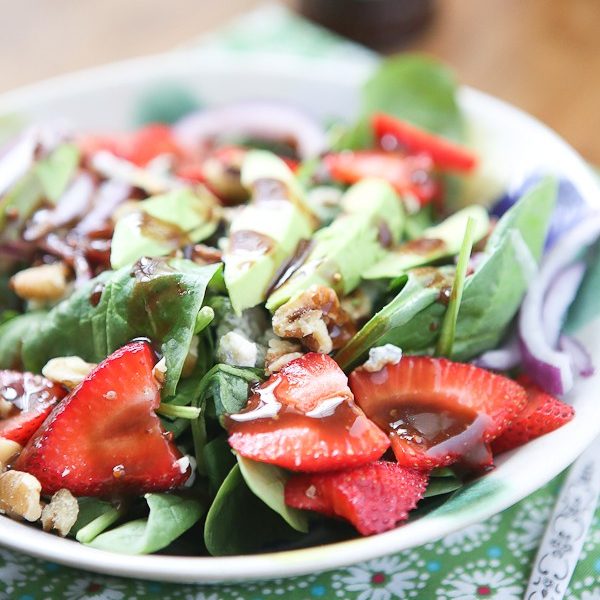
[285,461,428,535]
[226,353,390,472]
[492,376,574,454]
[349,356,528,471]
[0,371,67,445]
[78,124,182,167]
[323,151,439,205]
[372,113,478,172]
[15,341,189,496]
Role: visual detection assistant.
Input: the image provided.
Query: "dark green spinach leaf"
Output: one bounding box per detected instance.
[21,258,220,396]
[88,493,204,555]
[203,465,302,556]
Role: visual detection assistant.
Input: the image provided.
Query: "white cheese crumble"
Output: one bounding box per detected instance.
[216,331,258,368]
[363,344,403,373]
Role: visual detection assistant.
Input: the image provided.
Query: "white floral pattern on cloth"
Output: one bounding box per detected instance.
[428,514,502,556]
[567,578,600,600]
[436,560,523,600]
[506,494,555,564]
[330,553,429,600]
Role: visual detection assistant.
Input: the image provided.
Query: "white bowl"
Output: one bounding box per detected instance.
[1,50,599,583]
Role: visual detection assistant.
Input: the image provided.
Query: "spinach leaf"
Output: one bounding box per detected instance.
[336,55,464,151]
[21,258,220,396]
[237,455,308,533]
[204,465,302,556]
[0,311,47,369]
[203,436,237,495]
[191,364,262,473]
[450,178,557,359]
[364,55,464,141]
[200,365,263,419]
[335,267,453,371]
[424,471,463,498]
[72,498,122,544]
[88,493,204,555]
[436,217,475,356]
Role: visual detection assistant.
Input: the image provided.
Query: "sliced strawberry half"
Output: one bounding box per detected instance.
[226,353,390,472]
[349,356,528,471]
[15,341,189,496]
[372,112,478,172]
[0,371,67,446]
[78,124,182,167]
[285,460,428,535]
[492,376,574,454]
[323,151,439,205]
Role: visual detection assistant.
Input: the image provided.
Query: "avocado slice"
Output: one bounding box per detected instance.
[224,151,315,314]
[266,178,404,311]
[363,204,489,279]
[110,187,219,269]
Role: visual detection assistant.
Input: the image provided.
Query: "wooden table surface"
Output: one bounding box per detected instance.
[3,0,600,162]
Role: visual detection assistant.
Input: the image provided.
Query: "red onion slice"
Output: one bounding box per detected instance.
[23,173,95,241]
[0,130,37,196]
[75,180,131,235]
[474,335,521,371]
[0,122,71,198]
[542,261,586,347]
[519,213,600,395]
[558,335,595,377]
[173,101,328,159]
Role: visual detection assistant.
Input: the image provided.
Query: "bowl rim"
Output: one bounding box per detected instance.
[0,49,599,584]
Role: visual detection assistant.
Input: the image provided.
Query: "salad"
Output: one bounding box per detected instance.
[0,54,598,557]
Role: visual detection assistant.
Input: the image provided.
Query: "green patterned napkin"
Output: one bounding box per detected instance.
[1,6,600,600]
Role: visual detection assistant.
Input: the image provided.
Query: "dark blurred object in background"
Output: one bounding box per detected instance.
[298,0,435,49]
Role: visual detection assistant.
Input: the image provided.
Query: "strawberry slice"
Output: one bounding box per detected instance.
[492,376,574,454]
[349,356,528,471]
[78,124,182,167]
[372,112,478,172]
[323,151,439,205]
[15,341,189,496]
[226,353,390,472]
[0,371,67,445]
[285,461,428,535]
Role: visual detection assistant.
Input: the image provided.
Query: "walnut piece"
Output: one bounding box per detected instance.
[41,489,79,537]
[42,356,96,389]
[10,262,69,302]
[272,285,356,354]
[0,439,22,472]
[0,470,42,521]
[265,338,303,374]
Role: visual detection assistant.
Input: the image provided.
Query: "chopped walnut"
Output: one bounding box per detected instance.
[272,285,356,354]
[190,244,223,266]
[10,262,70,302]
[41,489,79,537]
[0,440,22,472]
[0,470,42,521]
[42,356,96,389]
[265,338,304,374]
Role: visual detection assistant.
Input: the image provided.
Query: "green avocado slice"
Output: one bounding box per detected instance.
[110,187,220,269]
[224,151,315,314]
[266,178,404,311]
[363,205,489,279]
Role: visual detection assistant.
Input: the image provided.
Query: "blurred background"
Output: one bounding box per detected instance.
[2,0,599,161]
